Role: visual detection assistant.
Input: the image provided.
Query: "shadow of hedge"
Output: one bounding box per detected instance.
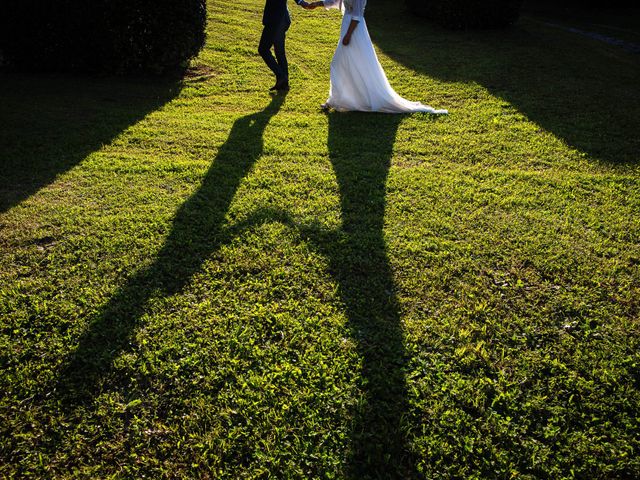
[368,1,639,166]
[0,73,181,214]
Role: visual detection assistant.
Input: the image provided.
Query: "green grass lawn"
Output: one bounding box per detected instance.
[1,0,639,478]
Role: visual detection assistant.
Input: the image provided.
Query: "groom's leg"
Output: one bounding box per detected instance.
[258,23,284,80]
[273,20,290,82]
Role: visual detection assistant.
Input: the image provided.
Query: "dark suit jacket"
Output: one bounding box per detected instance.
[263,0,293,26]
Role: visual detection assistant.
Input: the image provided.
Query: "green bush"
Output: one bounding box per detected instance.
[0,0,206,74]
[406,0,524,29]
[525,0,632,7]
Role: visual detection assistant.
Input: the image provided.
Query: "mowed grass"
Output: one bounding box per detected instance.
[1,0,639,478]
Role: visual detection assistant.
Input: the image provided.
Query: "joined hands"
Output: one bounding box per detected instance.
[299,1,322,10]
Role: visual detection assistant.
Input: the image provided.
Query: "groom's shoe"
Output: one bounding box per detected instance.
[270,78,289,92]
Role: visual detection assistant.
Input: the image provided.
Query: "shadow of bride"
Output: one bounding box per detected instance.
[52,93,287,406]
[323,111,417,479]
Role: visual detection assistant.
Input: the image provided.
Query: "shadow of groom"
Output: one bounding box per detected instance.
[53,93,287,406]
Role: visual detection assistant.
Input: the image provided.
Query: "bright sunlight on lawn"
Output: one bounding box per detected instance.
[1,0,639,478]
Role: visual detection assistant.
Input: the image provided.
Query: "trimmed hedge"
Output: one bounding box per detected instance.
[526,0,633,6]
[406,0,524,29]
[0,0,206,74]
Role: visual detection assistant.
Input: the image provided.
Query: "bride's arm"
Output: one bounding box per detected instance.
[342,19,359,45]
[342,0,364,45]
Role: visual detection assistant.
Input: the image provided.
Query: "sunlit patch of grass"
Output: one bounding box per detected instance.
[1,0,638,478]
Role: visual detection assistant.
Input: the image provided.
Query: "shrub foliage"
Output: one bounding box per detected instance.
[527,0,632,7]
[406,0,523,29]
[0,0,207,73]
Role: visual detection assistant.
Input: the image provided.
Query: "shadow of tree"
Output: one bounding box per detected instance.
[52,93,287,405]
[367,1,639,165]
[0,73,182,214]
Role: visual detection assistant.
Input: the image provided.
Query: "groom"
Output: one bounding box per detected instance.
[259,0,311,91]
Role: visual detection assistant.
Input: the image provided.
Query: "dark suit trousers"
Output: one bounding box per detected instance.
[258,17,290,81]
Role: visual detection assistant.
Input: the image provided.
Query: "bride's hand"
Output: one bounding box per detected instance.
[342,20,358,46]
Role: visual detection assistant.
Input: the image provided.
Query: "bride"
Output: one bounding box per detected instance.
[306,0,448,114]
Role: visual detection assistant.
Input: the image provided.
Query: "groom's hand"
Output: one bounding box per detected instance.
[300,1,319,9]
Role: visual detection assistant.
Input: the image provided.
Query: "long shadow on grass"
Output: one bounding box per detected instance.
[52,94,286,406]
[220,111,421,478]
[367,2,639,165]
[324,111,416,479]
[0,73,181,214]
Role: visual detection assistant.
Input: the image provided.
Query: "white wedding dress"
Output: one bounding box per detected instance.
[323,0,448,114]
